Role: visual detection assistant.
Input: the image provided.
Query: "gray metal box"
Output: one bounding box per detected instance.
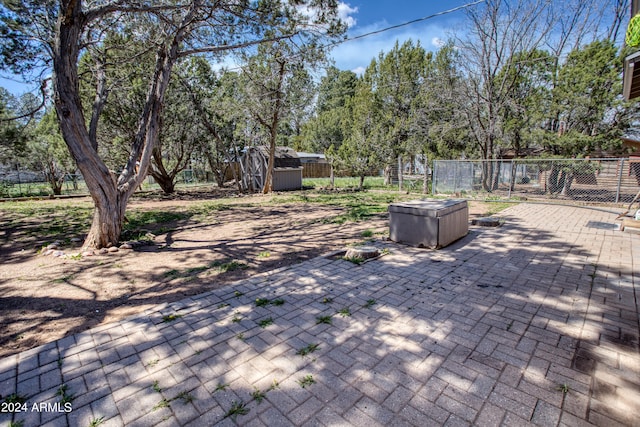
[388,199,468,248]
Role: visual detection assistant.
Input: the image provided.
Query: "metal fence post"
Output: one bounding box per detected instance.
[398,155,403,192]
[432,161,437,195]
[615,158,624,204]
[507,160,513,199]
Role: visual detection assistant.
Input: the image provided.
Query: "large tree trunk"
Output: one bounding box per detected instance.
[149,170,176,194]
[53,2,124,248]
[150,145,183,195]
[560,171,574,196]
[262,60,286,194]
[44,160,64,195]
[52,0,192,249]
[263,127,277,193]
[383,165,392,185]
[547,163,561,194]
[491,161,501,191]
[84,185,127,248]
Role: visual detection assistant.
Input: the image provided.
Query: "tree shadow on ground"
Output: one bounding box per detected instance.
[0,203,384,358]
[1,204,637,426]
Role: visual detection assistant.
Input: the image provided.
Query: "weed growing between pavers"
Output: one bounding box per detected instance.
[152,390,196,412]
[364,299,377,308]
[234,290,244,297]
[558,383,570,393]
[249,379,280,406]
[321,297,333,304]
[88,416,105,427]
[298,375,315,388]
[251,388,266,404]
[175,391,194,404]
[254,297,286,307]
[161,313,182,323]
[255,298,270,307]
[10,421,24,427]
[258,317,274,328]
[146,358,159,367]
[55,384,74,404]
[225,401,249,421]
[316,315,332,325]
[152,381,161,392]
[153,398,170,411]
[214,383,229,392]
[338,307,351,317]
[2,393,27,404]
[296,343,320,357]
[236,333,245,340]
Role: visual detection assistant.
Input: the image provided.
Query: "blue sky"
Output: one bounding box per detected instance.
[331,1,476,74]
[0,1,475,96]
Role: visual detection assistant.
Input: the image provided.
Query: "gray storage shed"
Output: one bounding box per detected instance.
[240,146,303,192]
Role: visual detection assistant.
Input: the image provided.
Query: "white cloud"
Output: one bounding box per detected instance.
[296,2,357,29]
[431,37,446,48]
[351,66,366,75]
[337,3,358,28]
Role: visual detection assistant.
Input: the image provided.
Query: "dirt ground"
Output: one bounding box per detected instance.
[0,191,495,358]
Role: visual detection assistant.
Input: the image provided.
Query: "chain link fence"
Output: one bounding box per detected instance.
[432,158,640,206]
[0,165,86,198]
[0,164,214,199]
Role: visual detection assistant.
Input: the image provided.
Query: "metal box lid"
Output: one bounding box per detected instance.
[388,199,467,217]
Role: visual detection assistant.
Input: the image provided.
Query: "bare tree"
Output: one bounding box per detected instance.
[457,0,554,190]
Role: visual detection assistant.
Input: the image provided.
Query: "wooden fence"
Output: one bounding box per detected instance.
[302,162,332,178]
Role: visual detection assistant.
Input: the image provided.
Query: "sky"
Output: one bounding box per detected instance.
[0,1,478,96]
[329,0,478,74]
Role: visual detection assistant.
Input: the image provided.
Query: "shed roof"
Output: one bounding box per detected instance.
[246,146,301,168]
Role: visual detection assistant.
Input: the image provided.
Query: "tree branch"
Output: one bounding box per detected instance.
[0,79,49,122]
[178,32,298,57]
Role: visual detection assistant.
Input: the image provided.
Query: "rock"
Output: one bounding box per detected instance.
[82,251,94,257]
[97,248,109,255]
[46,243,59,250]
[107,246,119,253]
[345,246,380,260]
[53,250,66,258]
[119,243,133,250]
[43,249,54,256]
[471,217,502,227]
[70,237,82,243]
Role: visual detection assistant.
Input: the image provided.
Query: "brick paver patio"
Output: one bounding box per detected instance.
[1,204,638,426]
